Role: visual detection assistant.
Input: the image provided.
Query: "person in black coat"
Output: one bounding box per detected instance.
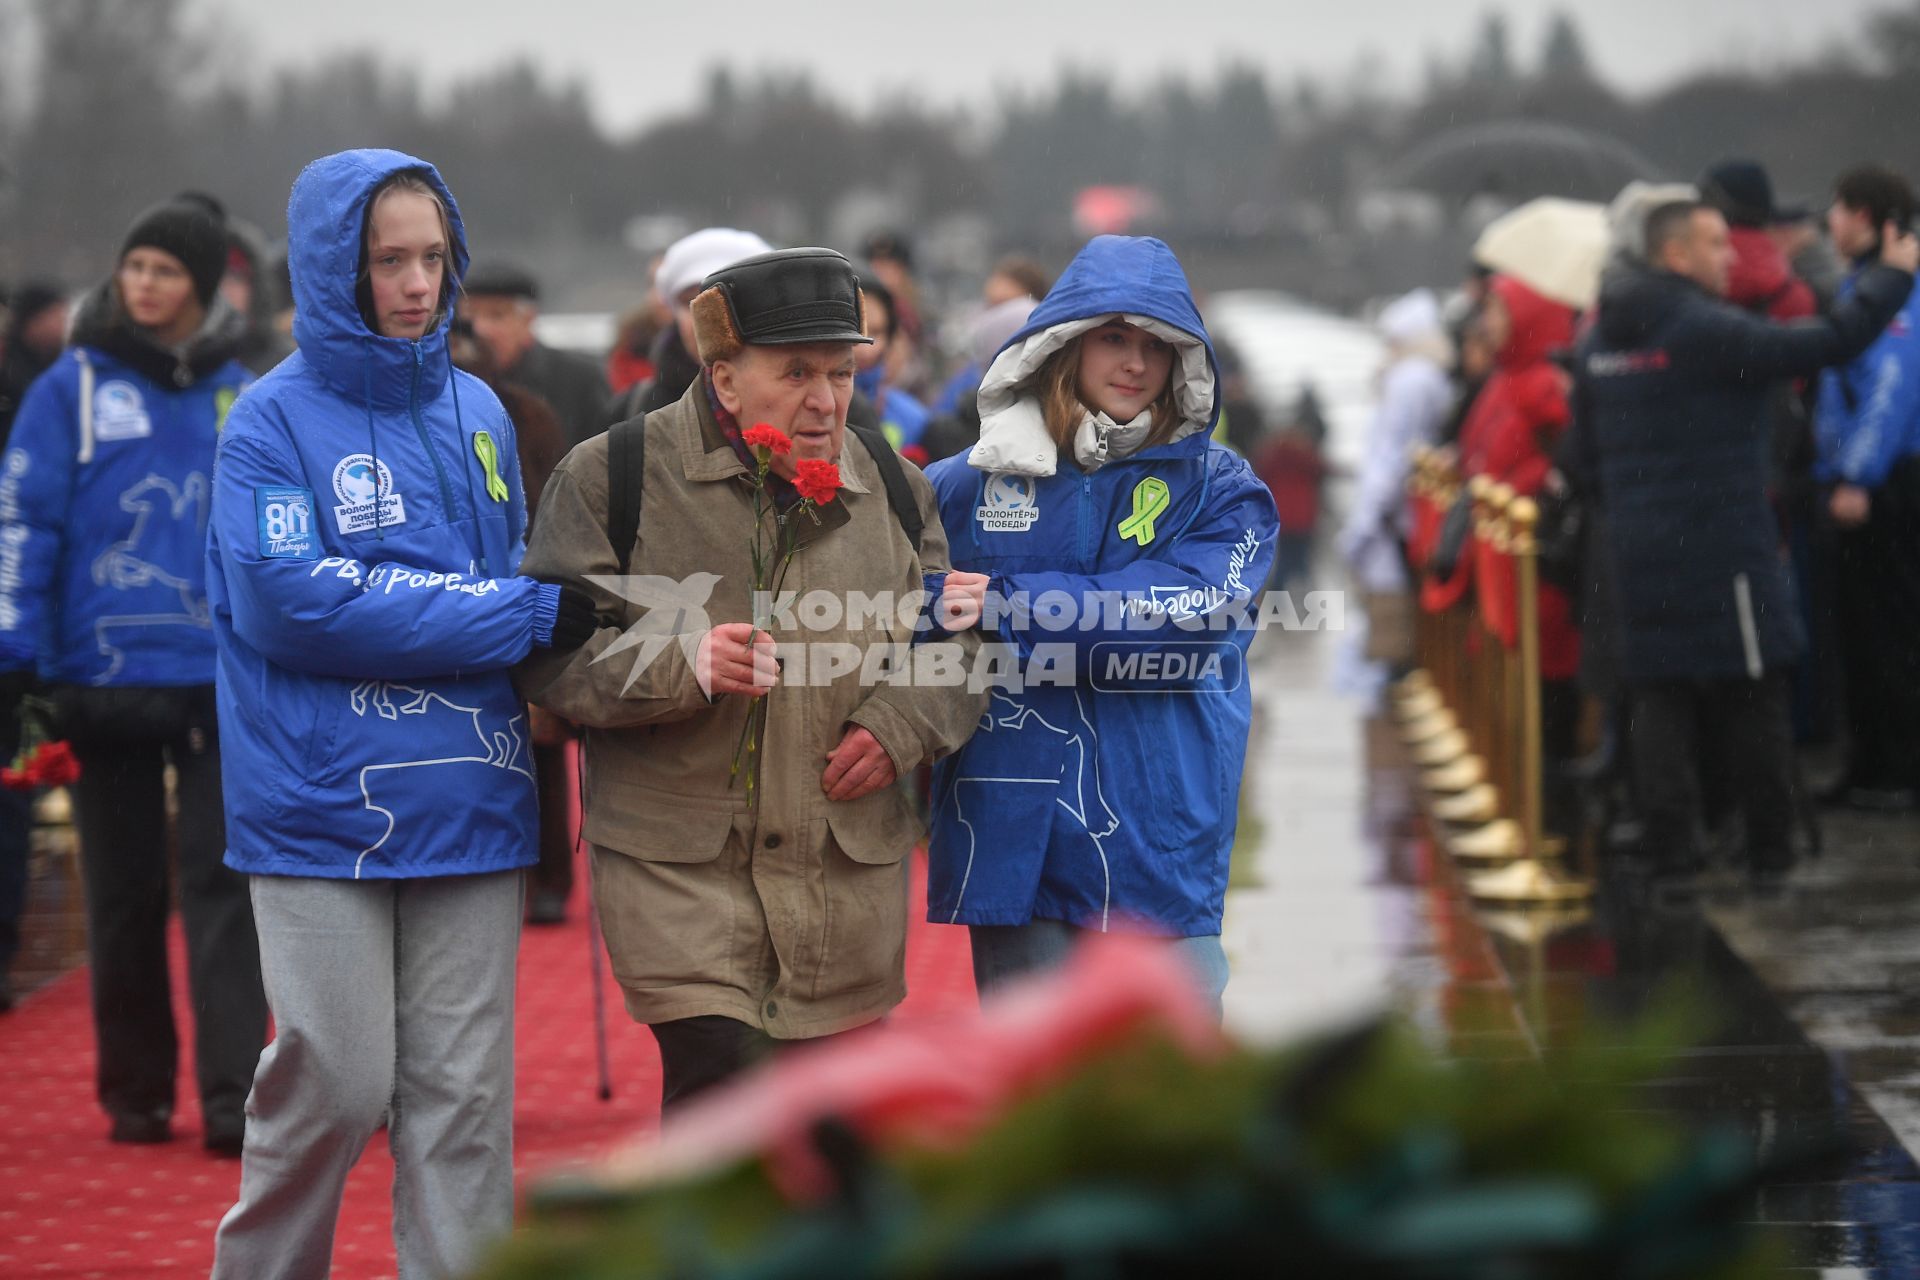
[0,282,68,442]
[1577,198,1918,886]
[459,262,610,450]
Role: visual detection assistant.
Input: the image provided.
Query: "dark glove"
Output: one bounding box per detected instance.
[0,669,38,710]
[542,583,599,653]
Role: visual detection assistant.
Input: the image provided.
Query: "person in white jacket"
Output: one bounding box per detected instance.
[1336,290,1453,699]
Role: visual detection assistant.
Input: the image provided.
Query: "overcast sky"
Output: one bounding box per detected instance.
[191,0,1896,133]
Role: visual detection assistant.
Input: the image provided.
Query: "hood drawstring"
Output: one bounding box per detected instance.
[75,350,97,466]
[363,340,383,540]
[448,370,492,576]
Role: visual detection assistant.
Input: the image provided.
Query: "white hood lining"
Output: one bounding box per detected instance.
[967,314,1214,477]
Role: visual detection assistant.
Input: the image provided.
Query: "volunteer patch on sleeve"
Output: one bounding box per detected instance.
[255,486,319,560]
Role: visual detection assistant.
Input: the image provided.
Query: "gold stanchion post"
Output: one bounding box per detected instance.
[1466,493,1591,905]
[1513,495,1545,863]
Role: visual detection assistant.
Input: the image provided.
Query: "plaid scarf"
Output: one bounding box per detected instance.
[703,369,802,509]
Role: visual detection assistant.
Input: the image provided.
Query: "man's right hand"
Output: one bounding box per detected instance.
[1880,221,1920,274]
[696,623,779,698]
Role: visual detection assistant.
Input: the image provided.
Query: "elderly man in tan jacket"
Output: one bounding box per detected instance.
[518,247,988,1111]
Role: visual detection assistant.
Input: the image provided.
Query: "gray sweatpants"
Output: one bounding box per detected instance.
[210,870,523,1280]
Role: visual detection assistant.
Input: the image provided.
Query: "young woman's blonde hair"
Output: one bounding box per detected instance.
[1034,331,1183,452]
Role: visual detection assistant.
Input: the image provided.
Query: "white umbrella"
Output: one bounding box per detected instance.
[1472,197,1611,311]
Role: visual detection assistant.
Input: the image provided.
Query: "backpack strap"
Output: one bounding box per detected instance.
[846,418,924,549]
[624,377,652,422]
[606,414,647,574]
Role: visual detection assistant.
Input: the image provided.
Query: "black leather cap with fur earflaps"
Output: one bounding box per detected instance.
[689,247,872,364]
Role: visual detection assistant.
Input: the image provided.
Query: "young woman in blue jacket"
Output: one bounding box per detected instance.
[0,198,267,1152]
[924,236,1279,1017]
[207,150,593,1279]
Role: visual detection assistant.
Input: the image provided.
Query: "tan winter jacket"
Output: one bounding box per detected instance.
[516,383,984,1037]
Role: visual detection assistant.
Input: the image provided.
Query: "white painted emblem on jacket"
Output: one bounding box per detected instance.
[942,690,1120,929]
[88,472,213,684]
[346,680,533,878]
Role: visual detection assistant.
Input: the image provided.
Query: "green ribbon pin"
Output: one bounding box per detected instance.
[1117,476,1170,545]
[473,431,510,503]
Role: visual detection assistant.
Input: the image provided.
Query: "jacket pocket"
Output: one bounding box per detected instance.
[825,787,922,865]
[585,784,736,864]
[1115,693,1220,852]
[295,675,346,782]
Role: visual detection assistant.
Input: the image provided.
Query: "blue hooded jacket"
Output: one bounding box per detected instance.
[924,236,1278,936]
[1816,264,1920,488]
[855,365,932,451]
[208,149,560,879]
[0,289,251,686]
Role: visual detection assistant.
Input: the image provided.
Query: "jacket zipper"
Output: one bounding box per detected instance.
[1733,573,1763,680]
[409,342,460,524]
[1078,473,1093,561]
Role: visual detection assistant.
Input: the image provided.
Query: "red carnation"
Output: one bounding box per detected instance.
[792,459,843,506]
[742,423,793,456]
[29,741,80,788]
[2,738,82,791]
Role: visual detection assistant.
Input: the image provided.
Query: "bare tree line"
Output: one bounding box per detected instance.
[4,1,1919,306]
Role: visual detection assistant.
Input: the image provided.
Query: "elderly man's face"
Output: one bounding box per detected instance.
[712,342,856,479]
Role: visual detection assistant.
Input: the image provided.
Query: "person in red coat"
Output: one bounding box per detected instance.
[1253,424,1328,591]
[1457,274,1582,835]
[1705,159,1818,323]
[1458,274,1580,679]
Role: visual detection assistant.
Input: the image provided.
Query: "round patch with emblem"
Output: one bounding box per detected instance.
[92,381,152,442]
[330,453,407,536]
[976,472,1039,532]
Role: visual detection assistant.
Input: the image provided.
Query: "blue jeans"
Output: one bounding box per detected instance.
[968,920,1229,1021]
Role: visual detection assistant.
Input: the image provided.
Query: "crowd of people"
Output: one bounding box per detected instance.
[11,128,1902,1277]
[0,146,1282,1277]
[1344,157,1920,893]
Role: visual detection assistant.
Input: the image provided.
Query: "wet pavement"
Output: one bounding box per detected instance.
[1710,807,1920,1174]
[1226,617,1920,1277]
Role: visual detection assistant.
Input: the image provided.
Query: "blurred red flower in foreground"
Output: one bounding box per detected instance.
[2,739,81,791]
[600,932,1226,1202]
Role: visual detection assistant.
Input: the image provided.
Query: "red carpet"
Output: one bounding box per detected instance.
[0,847,976,1278]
